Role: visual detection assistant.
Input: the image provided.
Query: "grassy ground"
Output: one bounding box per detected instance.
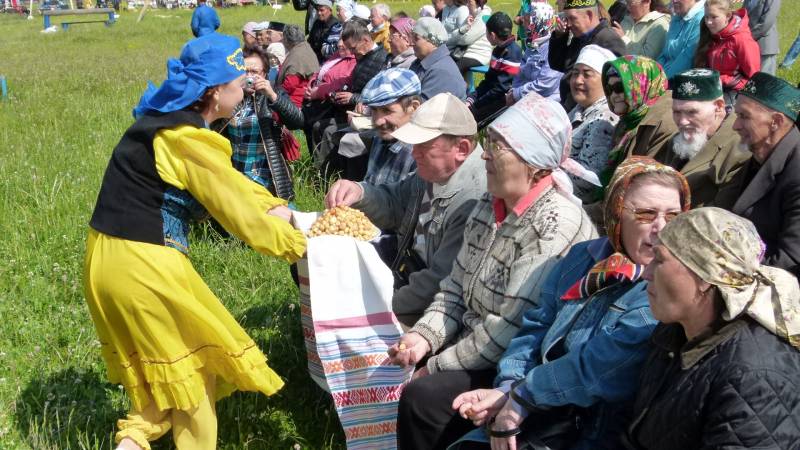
[0,1,798,449]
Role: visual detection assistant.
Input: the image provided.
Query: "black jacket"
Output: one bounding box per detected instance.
[349,46,389,105]
[727,127,800,276]
[623,319,800,450]
[307,15,339,64]
[549,20,625,111]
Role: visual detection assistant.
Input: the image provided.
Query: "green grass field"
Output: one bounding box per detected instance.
[0,1,798,449]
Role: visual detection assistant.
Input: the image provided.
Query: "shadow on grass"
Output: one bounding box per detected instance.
[13,367,122,450]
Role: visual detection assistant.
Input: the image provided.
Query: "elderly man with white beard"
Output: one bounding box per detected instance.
[649,69,750,208]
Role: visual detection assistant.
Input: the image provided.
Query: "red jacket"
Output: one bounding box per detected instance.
[281,74,311,108]
[707,8,761,91]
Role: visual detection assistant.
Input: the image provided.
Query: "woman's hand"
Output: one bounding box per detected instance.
[387,332,430,367]
[490,400,525,450]
[254,75,278,102]
[452,388,507,426]
[267,205,293,222]
[303,85,318,101]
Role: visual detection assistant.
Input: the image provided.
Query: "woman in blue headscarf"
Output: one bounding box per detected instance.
[85,34,306,450]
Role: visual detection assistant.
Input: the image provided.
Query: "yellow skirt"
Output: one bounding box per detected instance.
[83,229,284,413]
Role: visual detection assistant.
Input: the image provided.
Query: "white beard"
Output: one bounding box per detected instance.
[672,131,708,160]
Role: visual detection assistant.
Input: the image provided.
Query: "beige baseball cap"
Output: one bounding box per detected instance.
[391,93,478,144]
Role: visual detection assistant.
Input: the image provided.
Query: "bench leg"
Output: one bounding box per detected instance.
[43,15,50,29]
[61,22,69,30]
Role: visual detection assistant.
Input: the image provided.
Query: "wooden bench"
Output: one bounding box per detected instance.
[42,8,116,31]
[466,64,489,93]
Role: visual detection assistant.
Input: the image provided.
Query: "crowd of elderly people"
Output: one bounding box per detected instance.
[100,1,800,449]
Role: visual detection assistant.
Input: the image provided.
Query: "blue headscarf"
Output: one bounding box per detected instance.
[190,5,220,37]
[133,34,245,118]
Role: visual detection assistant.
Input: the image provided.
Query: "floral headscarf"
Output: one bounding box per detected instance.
[605,156,690,254]
[561,156,690,301]
[599,56,668,187]
[660,208,800,350]
[517,0,553,46]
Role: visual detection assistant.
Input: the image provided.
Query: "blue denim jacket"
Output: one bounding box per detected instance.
[496,237,657,449]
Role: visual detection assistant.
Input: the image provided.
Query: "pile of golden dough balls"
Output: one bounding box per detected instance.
[308,206,377,241]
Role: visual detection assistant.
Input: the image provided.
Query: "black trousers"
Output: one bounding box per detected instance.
[397,369,496,450]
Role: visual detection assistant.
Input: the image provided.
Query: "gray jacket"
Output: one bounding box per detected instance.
[354,147,486,326]
[410,44,468,101]
[745,0,780,56]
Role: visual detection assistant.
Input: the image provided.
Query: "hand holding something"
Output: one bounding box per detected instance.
[255,76,278,102]
[267,205,293,222]
[334,91,353,105]
[324,180,364,209]
[452,388,507,425]
[505,91,516,106]
[387,332,430,367]
[554,16,568,34]
[611,20,624,38]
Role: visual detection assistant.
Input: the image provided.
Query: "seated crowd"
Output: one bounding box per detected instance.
[108,0,799,449]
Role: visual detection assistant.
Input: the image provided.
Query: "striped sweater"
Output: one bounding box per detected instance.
[468,38,523,111]
[412,186,597,373]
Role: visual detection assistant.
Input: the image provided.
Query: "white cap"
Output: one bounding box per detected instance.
[353,4,370,20]
[574,44,616,74]
[392,93,477,144]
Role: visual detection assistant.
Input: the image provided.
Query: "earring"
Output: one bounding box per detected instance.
[214,102,220,113]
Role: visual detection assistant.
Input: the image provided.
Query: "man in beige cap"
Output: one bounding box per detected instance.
[325,93,486,327]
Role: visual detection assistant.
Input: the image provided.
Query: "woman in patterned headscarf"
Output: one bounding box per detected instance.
[600,55,669,187]
[451,157,690,450]
[623,207,800,450]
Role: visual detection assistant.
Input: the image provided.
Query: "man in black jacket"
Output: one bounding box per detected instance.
[307,0,340,63]
[720,72,800,276]
[548,0,625,111]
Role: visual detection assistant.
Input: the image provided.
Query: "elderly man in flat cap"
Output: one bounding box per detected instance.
[648,69,749,208]
[325,93,485,328]
[719,73,800,276]
[409,17,467,100]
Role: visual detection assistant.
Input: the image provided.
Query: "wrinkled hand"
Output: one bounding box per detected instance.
[554,16,568,34]
[267,205,293,222]
[324,180,364,209]
[490,400,525,450]
[334,91,353,105]
[254,75,278,102]
[304,85,318,101]
[452,388,507,426]
[355,102,367,115]
[611,20,624,38]
[387,332,430,367]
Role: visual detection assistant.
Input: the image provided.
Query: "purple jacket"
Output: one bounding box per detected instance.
[511,38,562,103]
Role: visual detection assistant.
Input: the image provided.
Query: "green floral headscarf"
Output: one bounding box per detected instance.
[599,56,668,188]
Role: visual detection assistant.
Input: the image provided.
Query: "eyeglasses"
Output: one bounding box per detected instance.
[623,205,680,224]
[481,137,512,158]
[608,82,625,95]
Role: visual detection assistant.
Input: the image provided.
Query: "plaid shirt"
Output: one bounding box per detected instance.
[228,97,273,190]
[363,138,416,186]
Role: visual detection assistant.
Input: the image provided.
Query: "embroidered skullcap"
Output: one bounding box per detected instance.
[672,69,723,101]
[738,72,800,122]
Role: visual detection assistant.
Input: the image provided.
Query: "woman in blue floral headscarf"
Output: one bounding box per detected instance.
[86,34,306,450]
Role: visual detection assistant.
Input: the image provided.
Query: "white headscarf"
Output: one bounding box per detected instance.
[487,93,601,204]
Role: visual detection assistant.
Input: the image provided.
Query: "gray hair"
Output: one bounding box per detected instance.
[341,20,371,42]
[283,24,305,47]
[372,3,390,18]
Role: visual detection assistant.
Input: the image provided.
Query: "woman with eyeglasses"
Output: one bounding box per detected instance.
[449,156,690,450]
[392,93,598,450]
[220,45,305,201]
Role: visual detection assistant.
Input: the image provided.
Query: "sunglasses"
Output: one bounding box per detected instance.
[608,82,625,95]
[623,205,680,224]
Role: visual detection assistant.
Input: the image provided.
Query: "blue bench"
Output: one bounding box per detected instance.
[466,65,489,94]
[43,8,116,31]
